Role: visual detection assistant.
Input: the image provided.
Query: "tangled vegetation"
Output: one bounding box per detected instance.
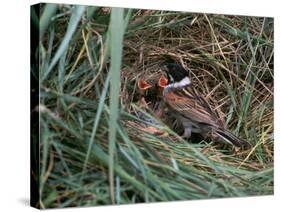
[31,4,273,208]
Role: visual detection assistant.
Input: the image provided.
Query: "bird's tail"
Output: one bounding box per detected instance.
[214,128,251,149]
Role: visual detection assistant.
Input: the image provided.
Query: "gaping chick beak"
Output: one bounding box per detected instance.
[159,64,169,85]
[157,75,168,95]
[138,79,152,95]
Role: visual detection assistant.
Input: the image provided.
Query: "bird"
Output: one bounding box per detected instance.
[159,63,251,148]
[138,79,152,96]
[126,78,168,137]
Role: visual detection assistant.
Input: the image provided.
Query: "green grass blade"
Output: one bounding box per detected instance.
[41,5,85,82]
[80,74,110,181]
[86,6,97,21]
[39,3,58,40]
[108,7,125,204]
[58,48,67,93]
[38,8,273,207]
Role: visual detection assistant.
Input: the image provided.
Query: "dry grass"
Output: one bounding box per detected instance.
[121,11,273,160]
[32,4,273,208]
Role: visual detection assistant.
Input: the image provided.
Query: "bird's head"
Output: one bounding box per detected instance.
[160,64,191,94]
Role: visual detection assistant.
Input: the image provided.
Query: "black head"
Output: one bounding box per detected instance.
[161,63,189,84]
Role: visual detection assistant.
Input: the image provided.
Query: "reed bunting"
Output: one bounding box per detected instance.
[159,63,251,148]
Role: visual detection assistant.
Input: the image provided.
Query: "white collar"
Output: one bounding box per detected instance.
[163,76,191,95]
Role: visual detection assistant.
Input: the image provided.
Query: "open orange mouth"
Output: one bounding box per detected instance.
[158,75,168,87]
[157,75,168,95]
[138,79,152,91]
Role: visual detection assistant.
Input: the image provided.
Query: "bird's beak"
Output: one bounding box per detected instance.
[157,75,168,95]
[138,79,152,95]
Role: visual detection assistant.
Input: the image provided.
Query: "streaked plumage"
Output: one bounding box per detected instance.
[160,63,251,148]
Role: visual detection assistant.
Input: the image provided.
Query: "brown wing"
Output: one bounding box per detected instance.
[164,86,224,128]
